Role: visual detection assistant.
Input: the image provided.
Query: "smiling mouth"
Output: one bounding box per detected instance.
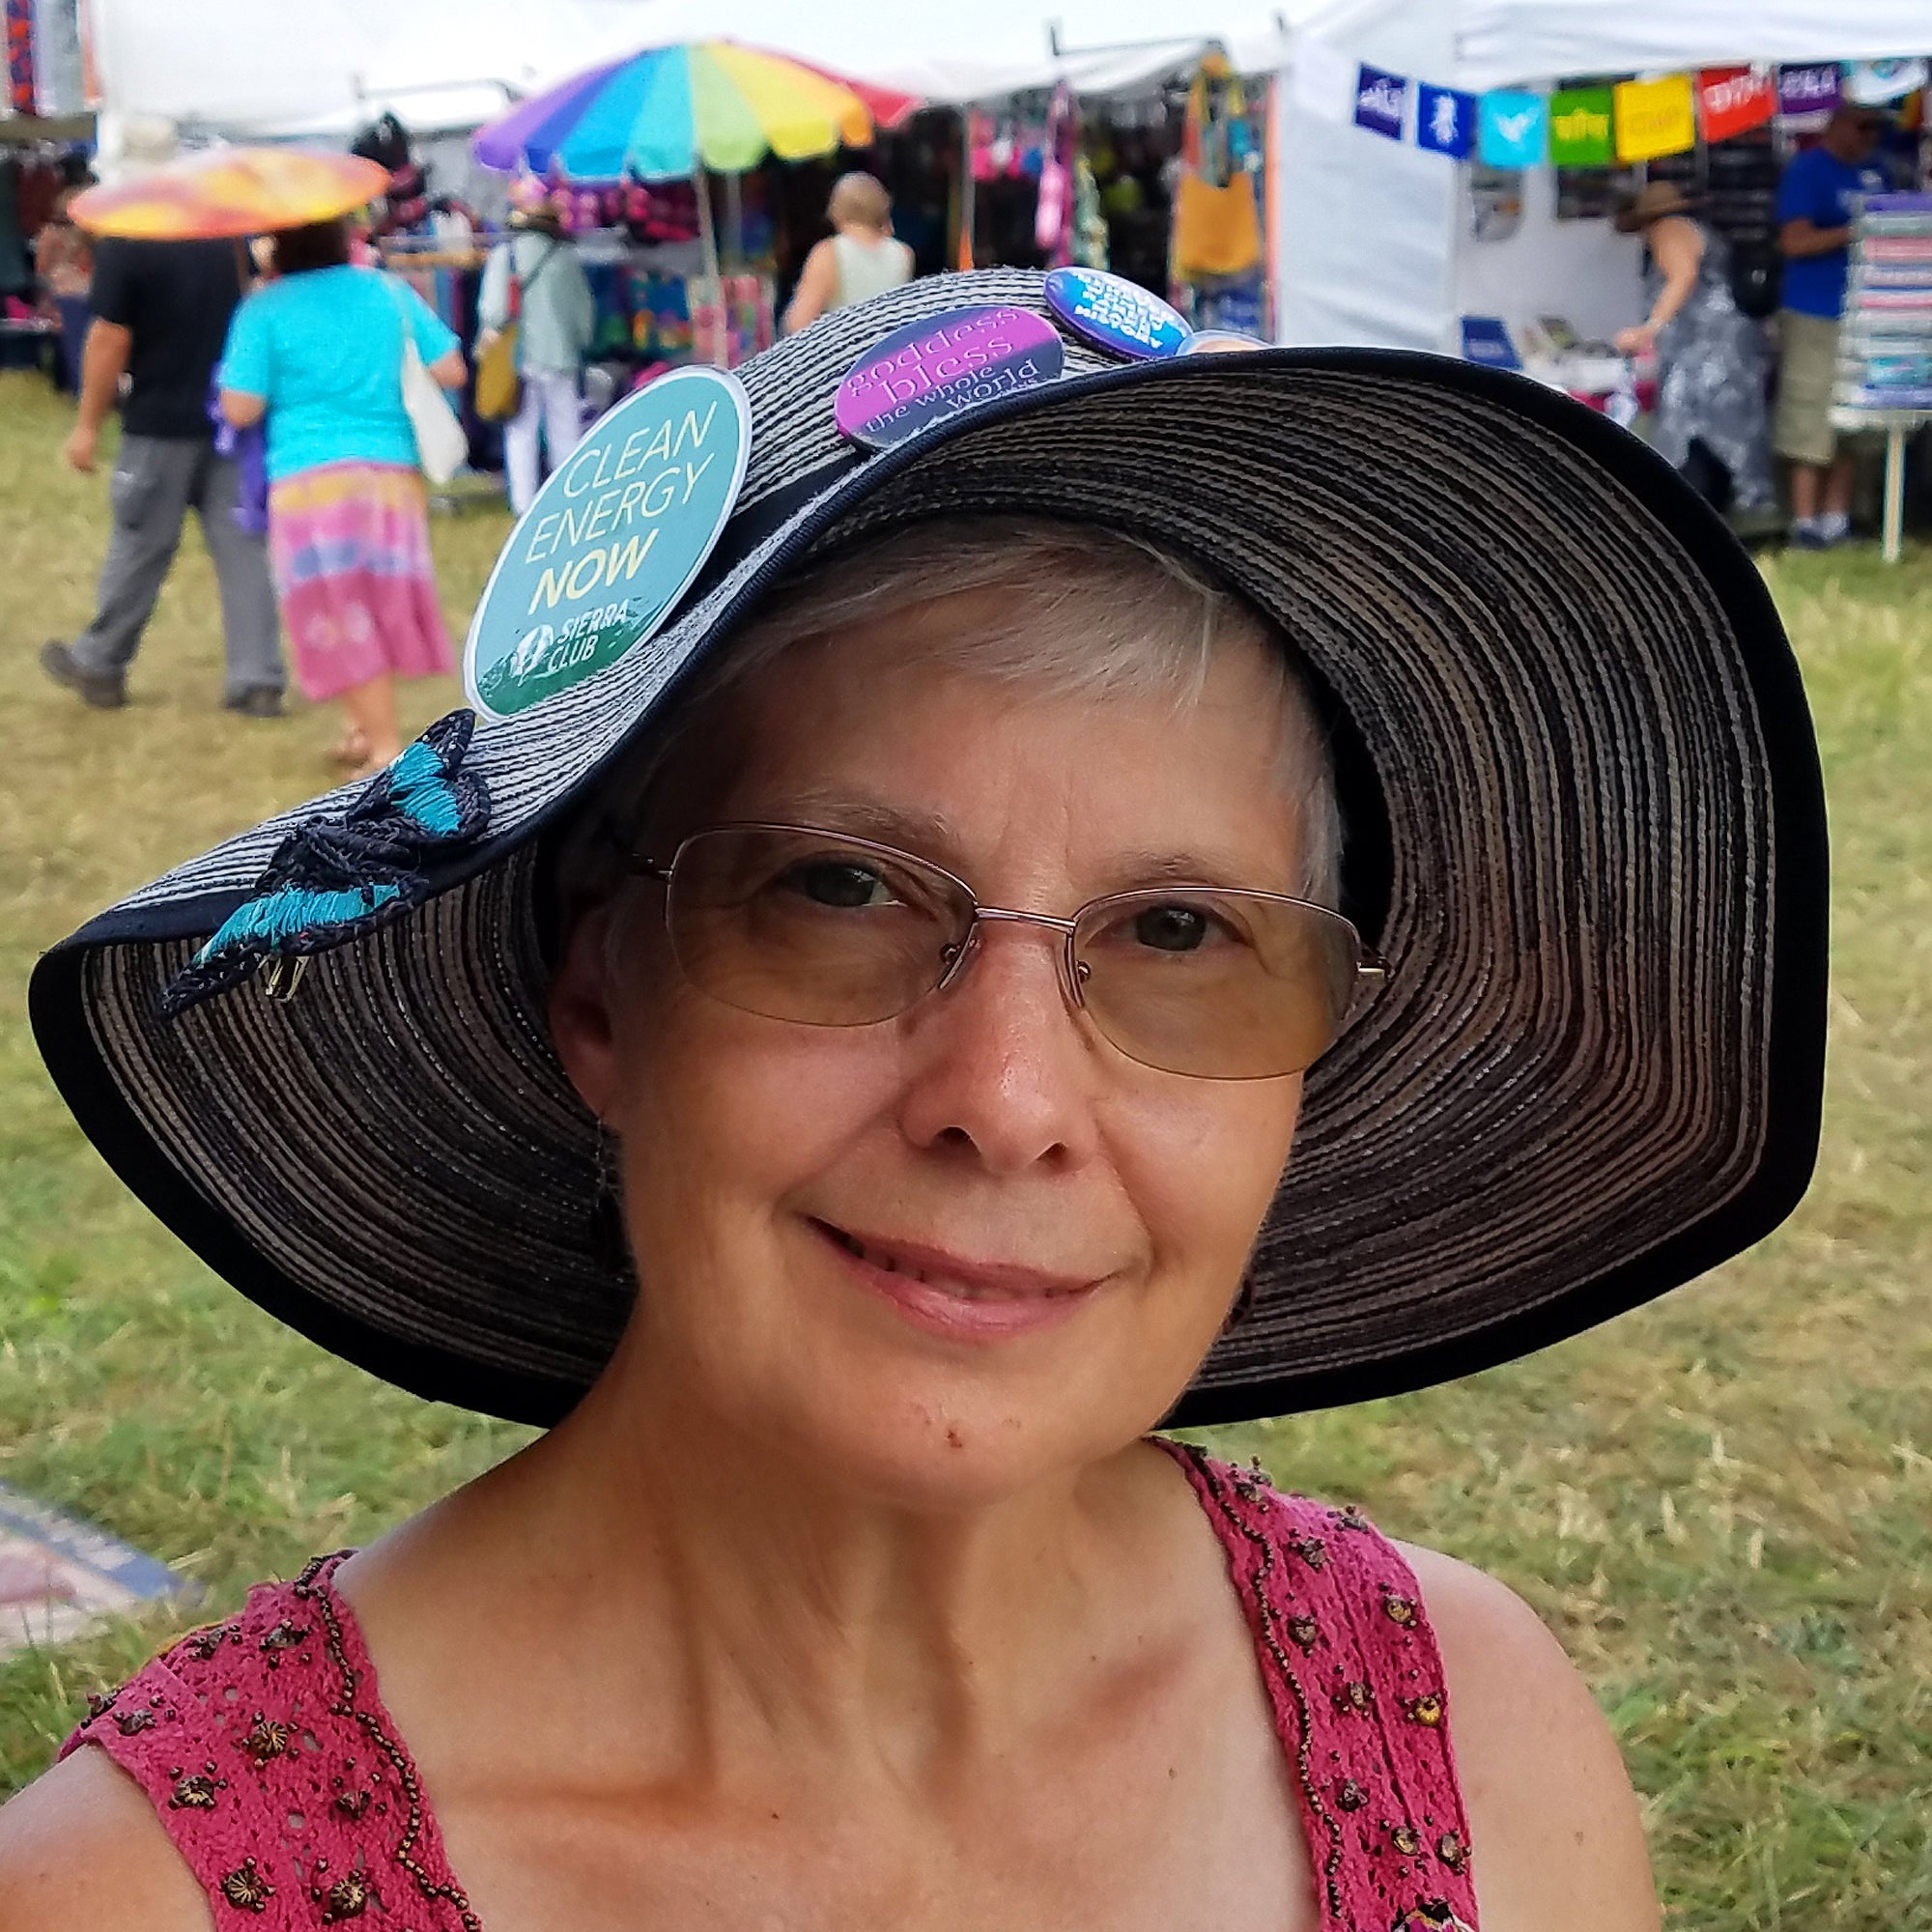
[813,1221,1097,1301]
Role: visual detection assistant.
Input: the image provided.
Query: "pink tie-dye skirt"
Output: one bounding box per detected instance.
[267,462,454,702]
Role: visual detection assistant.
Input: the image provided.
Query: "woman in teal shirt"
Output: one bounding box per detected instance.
[220,219,467,774]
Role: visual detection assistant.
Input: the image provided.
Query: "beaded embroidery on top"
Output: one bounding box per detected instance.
[62,1553,476,1932]
[65,1453,1477,1932]
[1160,1445,1480,1932]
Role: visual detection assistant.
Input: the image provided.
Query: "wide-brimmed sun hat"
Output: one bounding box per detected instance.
[1612,181,1700,233]
[29,269,1828,1428]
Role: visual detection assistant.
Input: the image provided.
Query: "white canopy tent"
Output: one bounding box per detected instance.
[1275,0,1931,352]
[90,0,1304,134]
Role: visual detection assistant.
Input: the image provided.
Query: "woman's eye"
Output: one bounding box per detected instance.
[1132,904,1215,952]
[779,861,896,909]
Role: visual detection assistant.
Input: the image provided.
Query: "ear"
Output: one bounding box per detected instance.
[549,901,624,1123]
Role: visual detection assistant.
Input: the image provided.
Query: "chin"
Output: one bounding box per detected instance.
[714,1298,1208,1516]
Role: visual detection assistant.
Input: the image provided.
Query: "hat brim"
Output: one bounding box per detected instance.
[29,270,1828,1427]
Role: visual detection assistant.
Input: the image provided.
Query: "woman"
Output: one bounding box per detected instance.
[781,170,915,332]
[5,273,1828,1931]
[1613,181,1775,514]
[477,182,596,517]
[218,216,466,775]
[33,186,94,393]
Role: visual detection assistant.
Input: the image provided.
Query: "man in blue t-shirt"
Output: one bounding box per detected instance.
[1774,105,1889,548]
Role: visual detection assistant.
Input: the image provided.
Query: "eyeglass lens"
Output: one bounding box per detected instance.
[659,826,1368,1080]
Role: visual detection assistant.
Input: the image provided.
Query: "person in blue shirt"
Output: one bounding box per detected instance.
[1774,106,1889,548]
[219,218,468,773]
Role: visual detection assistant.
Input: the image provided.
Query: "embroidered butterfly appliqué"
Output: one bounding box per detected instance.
[161,711,491,1017]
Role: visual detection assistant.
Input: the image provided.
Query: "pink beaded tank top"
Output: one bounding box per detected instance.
[63,1447,1479,1932]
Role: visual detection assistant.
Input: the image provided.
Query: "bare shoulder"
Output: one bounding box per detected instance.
[0,1747,213,1932]
[1395,1541,1661,1932]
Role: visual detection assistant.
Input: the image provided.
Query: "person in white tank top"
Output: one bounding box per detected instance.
[781,171,915,332]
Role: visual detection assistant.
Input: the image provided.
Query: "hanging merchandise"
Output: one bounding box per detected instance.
[1072,154,1109,270]
[1416,84,1478,160]
[1614,74,1696,163]
[30,0,79,115]
[1468,165,1524,242]
[1548,87,1614,167]
[1036,82,1076,264]
[1697,68,1776,143]
[1478,91,1548,169]
[5,0,34,114]
[1353,64,1408,140]
[1174,55,1263,282]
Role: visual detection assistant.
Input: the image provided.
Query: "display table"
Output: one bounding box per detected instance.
[1833,192,1932,562]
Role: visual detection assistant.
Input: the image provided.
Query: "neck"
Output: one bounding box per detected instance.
[403,1354,1161,1792]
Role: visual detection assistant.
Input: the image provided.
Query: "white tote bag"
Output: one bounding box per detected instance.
[387,277,467,486]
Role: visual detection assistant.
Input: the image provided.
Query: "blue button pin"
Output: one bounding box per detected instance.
[1044,268,1191,360]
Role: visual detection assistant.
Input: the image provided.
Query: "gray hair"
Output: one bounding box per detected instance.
[563,517,1342,911]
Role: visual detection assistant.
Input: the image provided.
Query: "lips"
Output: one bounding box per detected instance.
[811,1218,1103,1339]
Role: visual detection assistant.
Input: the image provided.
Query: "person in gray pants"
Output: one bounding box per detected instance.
[42,237,283,714]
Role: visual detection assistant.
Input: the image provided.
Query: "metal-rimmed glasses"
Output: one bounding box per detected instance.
[626,824,1385,1081]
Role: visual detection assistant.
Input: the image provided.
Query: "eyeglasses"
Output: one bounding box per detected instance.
[625,824,1384,1081]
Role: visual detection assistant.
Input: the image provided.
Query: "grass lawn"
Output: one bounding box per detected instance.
[2,369,1929,1924]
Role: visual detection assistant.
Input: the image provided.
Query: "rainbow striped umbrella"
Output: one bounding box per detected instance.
[473,42,921,183]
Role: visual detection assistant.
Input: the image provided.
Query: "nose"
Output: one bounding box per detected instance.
[895,918,1101,1175]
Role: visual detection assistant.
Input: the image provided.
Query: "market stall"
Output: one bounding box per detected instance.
[1274,0,1932,355]
[470,41,920,384]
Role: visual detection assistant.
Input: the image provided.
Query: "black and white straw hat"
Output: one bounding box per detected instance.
[30,270,1828,1427]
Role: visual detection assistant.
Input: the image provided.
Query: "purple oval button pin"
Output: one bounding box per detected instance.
[835,305,1065,450]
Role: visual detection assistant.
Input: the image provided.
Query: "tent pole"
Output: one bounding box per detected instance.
[956,107,976,271]
[724,167,743,268]
[695,166,724,366]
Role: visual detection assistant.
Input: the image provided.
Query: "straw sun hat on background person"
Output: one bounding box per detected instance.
[1,270,1824,1932]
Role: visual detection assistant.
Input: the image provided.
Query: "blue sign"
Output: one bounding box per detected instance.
[464,367,751,723]
[1478,90,1548,169]
[1417,84,1477,158]
[1354,64,1408,140]
[1459,316,1521,371]
[1044,267,1190,361]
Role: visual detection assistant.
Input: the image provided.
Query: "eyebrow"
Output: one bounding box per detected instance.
[1100,849,1299,895]
[752,792,960,855]
[743,795,1295,897]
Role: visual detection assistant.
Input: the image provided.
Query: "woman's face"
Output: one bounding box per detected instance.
[552,586,1309,1505]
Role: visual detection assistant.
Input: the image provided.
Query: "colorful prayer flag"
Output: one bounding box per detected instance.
[1776,62,1841,129]
[1614,73,1696,163]
[1416,84,1477,159]
[1477,90,1548,170]
[1697,67,1776,143]
[1354,64,1408,140]
[1548,86,1614,167]
[1846,58,1929,106]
